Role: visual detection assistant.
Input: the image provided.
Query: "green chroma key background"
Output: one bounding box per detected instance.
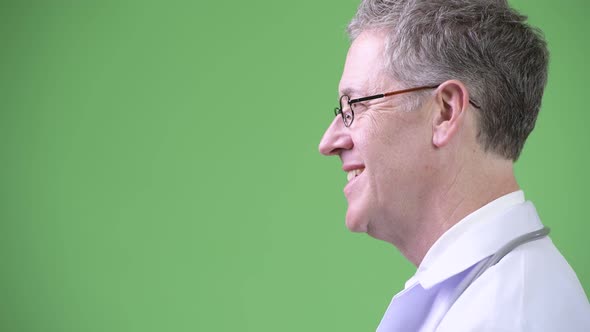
[1,0,588,331]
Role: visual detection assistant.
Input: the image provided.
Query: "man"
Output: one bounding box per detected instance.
[319,0,590,331]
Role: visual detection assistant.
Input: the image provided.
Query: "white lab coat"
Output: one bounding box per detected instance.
[377,191,590,331]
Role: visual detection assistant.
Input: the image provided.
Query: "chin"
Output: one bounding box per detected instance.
[345,205,369,233]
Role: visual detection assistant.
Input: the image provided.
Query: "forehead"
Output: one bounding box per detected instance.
[339,31,387,96]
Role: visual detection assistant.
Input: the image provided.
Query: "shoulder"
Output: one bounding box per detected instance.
[437,238,590,331]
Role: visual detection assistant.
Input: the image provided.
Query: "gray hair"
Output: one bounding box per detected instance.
[347,0,549,160]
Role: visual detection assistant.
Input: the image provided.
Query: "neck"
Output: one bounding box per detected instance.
[395,155,519,266]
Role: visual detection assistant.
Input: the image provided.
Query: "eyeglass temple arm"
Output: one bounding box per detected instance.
[387,86,482,109]
[349,85,481,109]
[350,85,440,104]
[383,85,441,97]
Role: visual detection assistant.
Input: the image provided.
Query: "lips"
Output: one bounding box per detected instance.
[343,166,365,196]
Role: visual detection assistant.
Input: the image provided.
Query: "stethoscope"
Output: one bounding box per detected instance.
[448,226,551,306]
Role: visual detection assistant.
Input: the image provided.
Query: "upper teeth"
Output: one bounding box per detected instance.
[347,168,364,181]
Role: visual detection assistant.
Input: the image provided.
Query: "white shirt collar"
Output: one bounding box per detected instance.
[404,190,543,289]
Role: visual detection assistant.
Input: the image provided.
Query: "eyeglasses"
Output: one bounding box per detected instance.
[334,84,481,127]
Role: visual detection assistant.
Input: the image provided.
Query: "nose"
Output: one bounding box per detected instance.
[318,115,354,156]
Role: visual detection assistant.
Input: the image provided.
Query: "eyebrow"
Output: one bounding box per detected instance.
[340,87,363,98]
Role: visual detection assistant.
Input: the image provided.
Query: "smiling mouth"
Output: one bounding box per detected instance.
[346,168,365,182]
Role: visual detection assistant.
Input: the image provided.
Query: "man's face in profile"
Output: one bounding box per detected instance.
[319,31,437,243]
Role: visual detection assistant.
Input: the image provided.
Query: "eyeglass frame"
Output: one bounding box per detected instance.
[334,84,481,127]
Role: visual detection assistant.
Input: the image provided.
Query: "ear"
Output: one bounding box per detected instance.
[432,80,471,148]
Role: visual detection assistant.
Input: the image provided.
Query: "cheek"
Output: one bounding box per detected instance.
[366,117,433,182]
[375,112,432,155]
[349,124,373,153]
[353,110,433,168]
